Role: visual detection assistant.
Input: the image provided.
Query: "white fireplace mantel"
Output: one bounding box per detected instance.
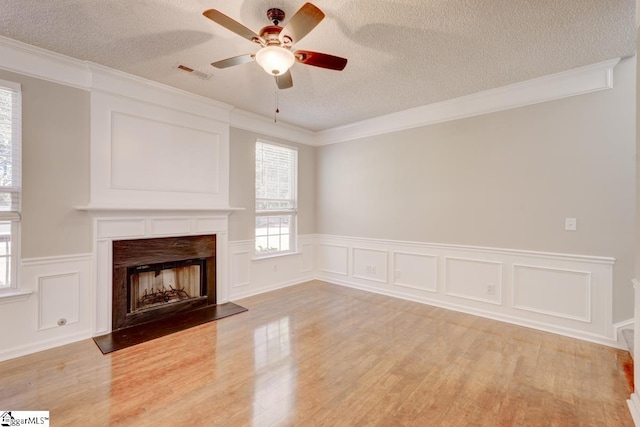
[76,205,244,216]
[87,209,240,336]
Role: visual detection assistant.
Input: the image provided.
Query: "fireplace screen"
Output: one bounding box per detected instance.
[127,259,207,313]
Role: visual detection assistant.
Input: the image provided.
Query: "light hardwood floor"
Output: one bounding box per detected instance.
[0,280,634,426]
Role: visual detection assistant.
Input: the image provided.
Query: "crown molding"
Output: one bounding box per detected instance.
[0,36,622,147]
[0,37,233,123]
[230,108,316,146]
[315,58,621,146]
[87,62,233,123]
[0,36,91,89]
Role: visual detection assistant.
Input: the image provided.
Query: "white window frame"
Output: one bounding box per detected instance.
[255,140,298,258]
[0,79,22,294]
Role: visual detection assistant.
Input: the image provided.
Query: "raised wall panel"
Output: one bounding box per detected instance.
[97,219,145,239]
[231,251,250,288]
[352,248,388,283]
[444,257,503,305]
[393,252,437,292]
[150,218,191,236]
[89,91,230,209]
[318,244,348,276]
[38,273,80,330]
[195,217,227,233]
[111,112,220,194]
[512,265,591,322]
[301,244,313,273]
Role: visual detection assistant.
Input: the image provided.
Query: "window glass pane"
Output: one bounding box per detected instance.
[0,83,19,289]
[255,141,296,256]
[256,217,268,236]
[281,216,291,234]
[268,216,281,235]
[255,142,296,205]
[255,236,268,253]
[280,234,290,252]
[255,214,294,255]
[0,221,11,287]
[0,192,14,211]
[267,235,281,252]
[0,90,14,190]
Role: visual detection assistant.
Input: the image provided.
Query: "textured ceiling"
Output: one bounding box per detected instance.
[0,0,635,131]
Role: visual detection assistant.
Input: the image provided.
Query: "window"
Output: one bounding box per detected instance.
[0,80,21,291]
[255,141,297,256]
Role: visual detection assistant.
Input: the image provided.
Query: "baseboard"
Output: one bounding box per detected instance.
[322,276,622,349]
[628,393,640,426]
[615,318,635,334]
[0,330,92,363]
[230,275,314,301]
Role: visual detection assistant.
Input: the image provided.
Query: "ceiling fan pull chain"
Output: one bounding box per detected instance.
[274,89,280,122]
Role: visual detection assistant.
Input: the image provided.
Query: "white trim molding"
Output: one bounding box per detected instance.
[315,58,621,145]
[629,393,640,426]
[629,278,640,424]
[230,109,316,146]
[90,213,233,336]
[315,234,617,347]
[0,253,93,362]
[228,235,315,300]
[0,36,622,149]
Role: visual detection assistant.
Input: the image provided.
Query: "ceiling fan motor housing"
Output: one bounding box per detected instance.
[267,8,285,25]
[259,25,284,45]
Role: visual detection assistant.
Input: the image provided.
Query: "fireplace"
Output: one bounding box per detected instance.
[112,235,216,331]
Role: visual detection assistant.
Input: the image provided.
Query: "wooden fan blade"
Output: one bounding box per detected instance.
[278,2,324,45]
[211,54,254,69]
[295,50,347,71]
[203,9,264,44]
[275,70,293,89]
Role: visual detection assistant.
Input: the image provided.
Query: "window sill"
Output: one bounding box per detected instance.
[252,251,301,261]
[0,289,33,305]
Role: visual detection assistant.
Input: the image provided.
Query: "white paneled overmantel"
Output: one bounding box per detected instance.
[89,89,231,210]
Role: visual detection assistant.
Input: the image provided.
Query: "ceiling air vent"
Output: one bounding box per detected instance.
[175,64,211,80]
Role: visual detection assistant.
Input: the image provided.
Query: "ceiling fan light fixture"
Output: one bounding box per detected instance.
[255,46,295,76]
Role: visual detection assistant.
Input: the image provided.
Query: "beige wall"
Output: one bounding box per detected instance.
[0,69,92,258]
[317,57,636,322]
[637,28,640,281]
[228,127,316,241]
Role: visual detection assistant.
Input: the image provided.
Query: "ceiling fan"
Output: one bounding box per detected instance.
[203,2,347,90]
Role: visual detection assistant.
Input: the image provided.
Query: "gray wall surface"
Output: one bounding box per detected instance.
[229,127,316,241]
[637,27,640,282]
[316,57,636,322]
[0,69,92,258]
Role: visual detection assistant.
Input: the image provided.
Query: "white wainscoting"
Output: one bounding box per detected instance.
[228,235,315,300]
[352,247,388,284]
[0,254,93,362]
[315,235,616,347]
[392,252,438,293]
[512,264,591,322]
[444,257,503,305]
[317,244,349,276]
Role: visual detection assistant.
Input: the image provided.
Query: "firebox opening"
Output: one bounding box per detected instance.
[112,234,216,331]
[127,258,208,314]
